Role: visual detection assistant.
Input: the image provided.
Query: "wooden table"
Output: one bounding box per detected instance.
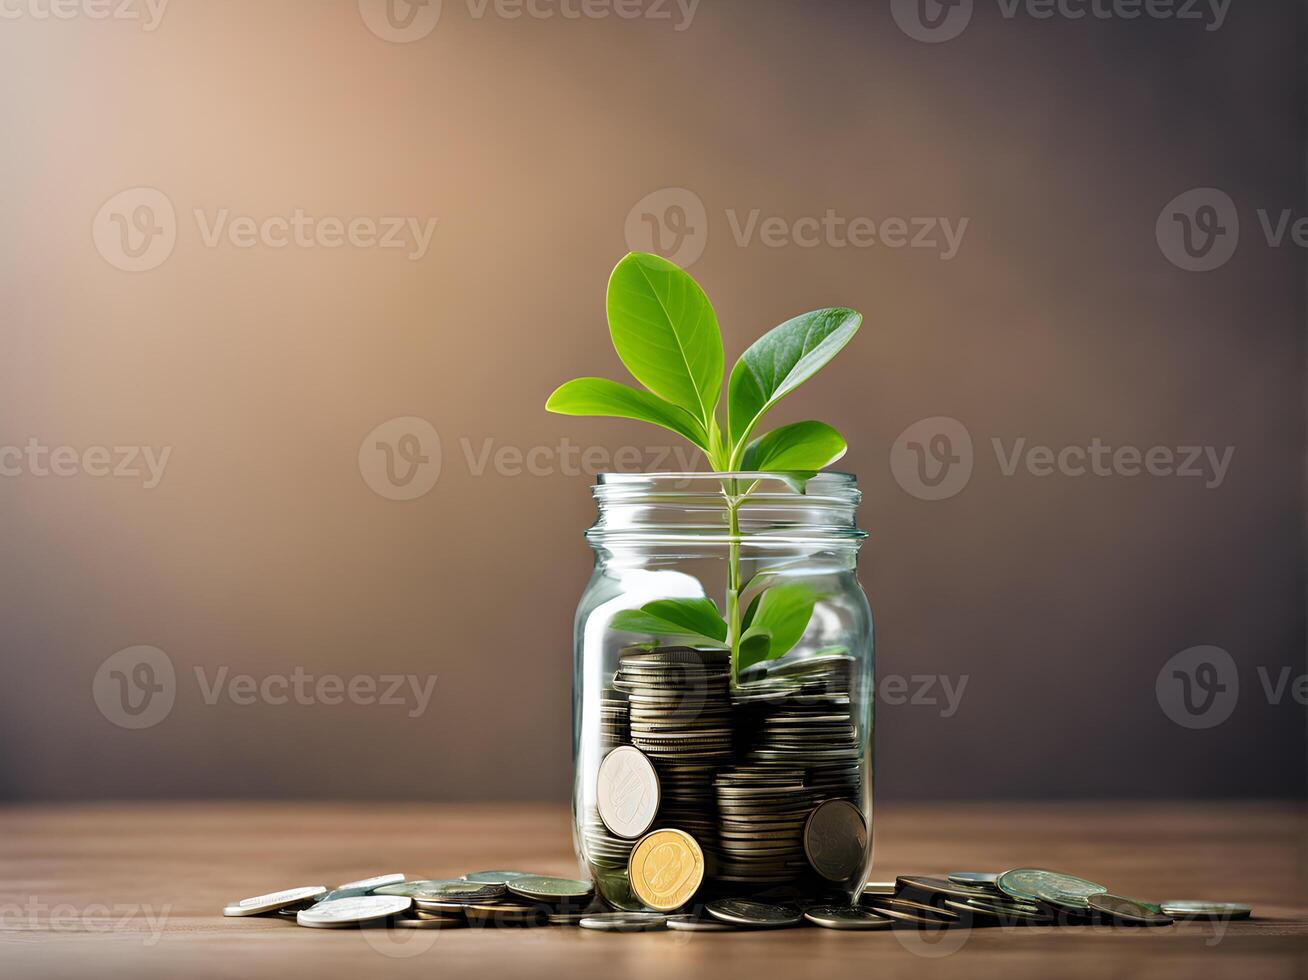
[0,801,1302,979]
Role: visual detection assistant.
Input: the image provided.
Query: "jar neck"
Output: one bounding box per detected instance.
[586,472,867,550]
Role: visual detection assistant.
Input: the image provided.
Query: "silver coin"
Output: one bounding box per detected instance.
[1087,893,1174,926]
[296,895,412,928]
[864,897,958,924]
[463,903,549,927]
[597,746,661,840]
[461,871,538,884]
[945,899,1053,923]
[706,899,803,928]
[898,875,1001,901]
[804,906,894,930]
[414,898,482,913]
[579,912,668,932]
[1158,900,1252,920]
[546,911,593,925]
[507,876,595,901]
[948,871,1000,888]
[997,868,1107,909]
[396,915,466,929]
[376,880,505,903]
[860,881,898,897]
[803,800,867,882]
[665,914,734,931]
[223,885,327,916]
[320,873,406,902]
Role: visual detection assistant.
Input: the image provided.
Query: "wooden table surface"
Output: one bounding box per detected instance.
[0,801,1302,979]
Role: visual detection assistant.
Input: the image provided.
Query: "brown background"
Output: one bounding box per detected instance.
[0,0,1302,802]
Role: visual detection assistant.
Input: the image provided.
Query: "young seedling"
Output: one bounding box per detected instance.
[547,252,863,676]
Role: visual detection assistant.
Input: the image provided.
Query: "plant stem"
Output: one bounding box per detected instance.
[726,484,742,681]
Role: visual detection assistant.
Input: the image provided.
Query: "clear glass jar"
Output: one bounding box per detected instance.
[571,472,874,910]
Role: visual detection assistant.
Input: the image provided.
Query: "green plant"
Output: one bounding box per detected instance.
[547,252,862,676]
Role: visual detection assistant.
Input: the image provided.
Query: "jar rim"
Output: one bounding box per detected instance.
[588,471,866,545]
[594,470,858,491]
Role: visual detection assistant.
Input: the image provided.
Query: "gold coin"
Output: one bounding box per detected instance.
[627,829,704,912]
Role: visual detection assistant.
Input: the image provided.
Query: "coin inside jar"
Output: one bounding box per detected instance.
[627,829,705,912]
[596,746,661,840]
[803,799,867,882]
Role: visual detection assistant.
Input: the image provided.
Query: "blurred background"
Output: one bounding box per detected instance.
[0,0,1302,803]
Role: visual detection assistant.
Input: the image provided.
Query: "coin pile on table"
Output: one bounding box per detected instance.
[853,870,1253,930]
[221,658,1250,934]
[221,867,1252,932]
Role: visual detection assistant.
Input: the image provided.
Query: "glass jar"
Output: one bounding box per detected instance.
[571,472,874,910]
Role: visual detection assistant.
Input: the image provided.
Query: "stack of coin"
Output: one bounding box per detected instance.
[614,647,733,866]
[600,685,629,748]
[713,766,812,884]
[581,812,636,875]
[750,657,861,805]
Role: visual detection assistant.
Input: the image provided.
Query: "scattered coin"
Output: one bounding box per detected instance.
[506,876,595,902]
[296,895,412,928]
[376,880,505,904]
[597,746,661,840]
[396,915,466,929]
[997,869,1107,910]
[461,871,538,884]
[945,898,1053,924]
[665,914,735,931]
[898,875,1002,901]
[223,886,328,916]
[463,903,549,927]
[706,899,804,928]
[628,829,705,912]
[1159,901,1252,921]
[411,910,467,921]
[804,906,894,930]
[860,881,898,896]
[803,800,867,883]
[948,872,1000,888]
[863,897,959,925]
[1086,893,1174,926]
[579,912,668,932]
[320,873,406,902]
[547,911,592,925]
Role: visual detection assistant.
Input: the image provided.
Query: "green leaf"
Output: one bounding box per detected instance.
[727,308,862,457]
[737,628,773,671]
[740,583,821,662]
[741,592,761,631]
[546,378,709,449]
[610,597,728,645]
[742,421,847,472]
[607,253,724,430]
